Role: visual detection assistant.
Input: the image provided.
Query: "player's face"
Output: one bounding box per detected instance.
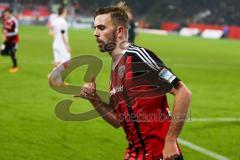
[93,14,117,52]
[3,11,10,19]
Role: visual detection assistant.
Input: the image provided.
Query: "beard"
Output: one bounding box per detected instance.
[98,29,117,52]
[103,41,116,52]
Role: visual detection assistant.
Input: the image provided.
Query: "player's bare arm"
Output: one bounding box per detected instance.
[163,81,191,160]
[75,79,120,128]
[89,96,121,128]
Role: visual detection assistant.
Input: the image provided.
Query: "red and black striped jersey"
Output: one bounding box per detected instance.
[2,16,19,43]
[110,44,181,158]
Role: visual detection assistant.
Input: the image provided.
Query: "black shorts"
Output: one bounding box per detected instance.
[124,146,184,160]
[158,154,184,160]
[175,153,184,160]
[1,41,17,56]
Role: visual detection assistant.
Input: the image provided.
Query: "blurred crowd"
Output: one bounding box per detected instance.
[162,0,240,26]
[0,0,240,28]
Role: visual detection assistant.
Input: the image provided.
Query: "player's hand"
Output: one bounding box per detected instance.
[2,34,6,41]
[163,140,180,160]
[48,70,64,87]
[67,45,71,53]
[48,30,54,37]
[75,77,97,100]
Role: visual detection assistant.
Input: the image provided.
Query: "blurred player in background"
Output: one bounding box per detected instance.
[48,6,71,86]
[78,2,191,160]
[1,8,19,73]
[51,5,71,68]
[117,2,136,43]
[127,11,136,43]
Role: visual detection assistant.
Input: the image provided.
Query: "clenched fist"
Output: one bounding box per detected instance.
[75,77,97,100]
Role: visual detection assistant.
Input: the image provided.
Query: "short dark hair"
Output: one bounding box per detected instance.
[94,2,129,28]
[58,5,66,15]
[4,8,12,14]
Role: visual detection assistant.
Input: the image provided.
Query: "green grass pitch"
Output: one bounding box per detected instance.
[0,26,239,160]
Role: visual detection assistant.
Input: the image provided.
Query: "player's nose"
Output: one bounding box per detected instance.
[93,29,99,37]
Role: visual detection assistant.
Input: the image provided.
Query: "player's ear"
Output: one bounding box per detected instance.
[116,26,125,38]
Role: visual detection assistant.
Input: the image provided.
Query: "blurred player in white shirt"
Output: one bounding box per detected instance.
[52,6,71,68]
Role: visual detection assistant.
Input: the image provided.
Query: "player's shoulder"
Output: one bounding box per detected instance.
[52,17,64,26]
[49,14,58,22]
[49,13,58,19]
[126,44,163,65]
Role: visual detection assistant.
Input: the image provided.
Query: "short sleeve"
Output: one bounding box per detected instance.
[127,45,181,88]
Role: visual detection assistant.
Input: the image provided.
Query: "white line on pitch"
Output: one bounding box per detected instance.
[178,138,229,160]
[187,117,240,122]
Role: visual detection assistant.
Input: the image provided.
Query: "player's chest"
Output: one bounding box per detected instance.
[110,58,128,97]
[4,21,14,30]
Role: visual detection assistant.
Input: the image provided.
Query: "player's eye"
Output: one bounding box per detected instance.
[98,25,105,30]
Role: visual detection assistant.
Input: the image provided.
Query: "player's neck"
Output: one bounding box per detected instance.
[110,40,129,58]
[111,51,124,70]
[59,14,66,19]
[110,41,129,70]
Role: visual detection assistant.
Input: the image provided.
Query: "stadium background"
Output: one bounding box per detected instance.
[0,0,239,160]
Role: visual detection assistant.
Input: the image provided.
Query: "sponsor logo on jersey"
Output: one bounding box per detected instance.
[118,65,125,79]
[110,85,123,96]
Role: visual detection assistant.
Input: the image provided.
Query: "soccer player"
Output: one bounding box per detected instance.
[1,8,19,73]
[127,11,136,43]
[51,6,71,68]
[78,3,191,160]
